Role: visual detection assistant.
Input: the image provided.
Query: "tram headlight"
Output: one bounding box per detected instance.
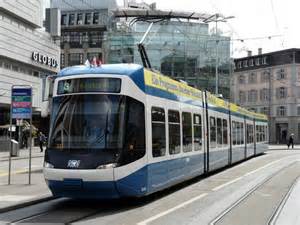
[97,163,117,169]
[44,161,54,168]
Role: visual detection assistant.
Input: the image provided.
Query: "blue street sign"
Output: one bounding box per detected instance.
[11,87,32,119]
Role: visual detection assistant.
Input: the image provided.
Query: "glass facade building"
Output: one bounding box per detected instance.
[105,20,231,98]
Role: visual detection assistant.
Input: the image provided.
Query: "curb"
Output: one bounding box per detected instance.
[0,195,57,213]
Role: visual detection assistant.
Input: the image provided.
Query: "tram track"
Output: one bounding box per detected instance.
[210,161,300,225]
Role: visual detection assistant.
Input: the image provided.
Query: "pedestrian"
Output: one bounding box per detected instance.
[287,133,294,149]
[38,131,46,152]
[22,132,28,149]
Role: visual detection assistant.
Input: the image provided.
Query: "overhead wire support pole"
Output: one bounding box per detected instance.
[204,14,234,95]
[138,22,153,69]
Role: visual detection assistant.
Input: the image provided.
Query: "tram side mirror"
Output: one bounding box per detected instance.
[41,75,56,118]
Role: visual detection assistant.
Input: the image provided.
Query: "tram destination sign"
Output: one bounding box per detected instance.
[11,87,32,119]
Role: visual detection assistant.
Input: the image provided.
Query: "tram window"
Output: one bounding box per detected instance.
[217,118,222,146]
[193,114,202,151]
[182,112,192,152]
[210,117,216,148]
[241,123,244,144]
[121,97,146,165]
[232,121,237,145]
[256,125,260,142]
[247,124,254,144]
[169,110,181,155]
[151,107,166,157]
[237,122,241,145]
[223,119,228,145]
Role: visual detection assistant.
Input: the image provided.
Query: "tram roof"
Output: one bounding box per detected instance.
[58,64,144,77]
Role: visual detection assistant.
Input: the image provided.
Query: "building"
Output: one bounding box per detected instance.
[51,0,117,68]
[107,8,231,98]
[232,48,300,144]
[0,0,60,130]
[52,0,232,99]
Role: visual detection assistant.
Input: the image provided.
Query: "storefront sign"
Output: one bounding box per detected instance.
[11,87,32,119]
[32,51,58,68]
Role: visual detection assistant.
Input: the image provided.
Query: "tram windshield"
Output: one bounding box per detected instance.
[48,94,145,161]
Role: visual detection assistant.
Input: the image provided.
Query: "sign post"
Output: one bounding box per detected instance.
[9,86,32,185]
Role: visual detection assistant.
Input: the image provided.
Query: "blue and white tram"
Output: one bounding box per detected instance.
[43,64,268,199]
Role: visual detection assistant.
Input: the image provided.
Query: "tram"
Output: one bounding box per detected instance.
[43,63,268,199]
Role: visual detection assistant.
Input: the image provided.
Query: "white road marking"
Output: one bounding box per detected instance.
[243,159,283,177]
[136,193,208,225]
[212,158,284,192]
[212,177,243,191]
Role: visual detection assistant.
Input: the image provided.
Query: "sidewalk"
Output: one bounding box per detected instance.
[0,146,44,162]
[268,144,300,150]
[0,146,50,213]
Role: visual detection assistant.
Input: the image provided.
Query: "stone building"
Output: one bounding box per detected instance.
[232,48,300,144]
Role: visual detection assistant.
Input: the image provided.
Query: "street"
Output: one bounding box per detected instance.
[0,149,300,224]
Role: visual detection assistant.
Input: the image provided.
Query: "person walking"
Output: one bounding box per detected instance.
[38,132,46,152]
[287,133,294,149]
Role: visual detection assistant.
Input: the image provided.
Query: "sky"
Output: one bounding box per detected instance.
[116,0,300,58]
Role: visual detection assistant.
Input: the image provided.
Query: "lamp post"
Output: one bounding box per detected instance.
[204,14,234,95]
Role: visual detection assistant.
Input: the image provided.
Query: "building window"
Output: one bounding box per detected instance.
[69,14,75,25]
[262,56,268,65]
[276,87,287,99]
[297,106,300,116]
[60,54,65,68]
[248,90,257,102]
[260,88,269,101]
[89,31,102,48]
[151,107,166,157]
[239,91,246,103]
[237,61,242,68]
[68,53,83,66]
[33,71,39,77]
[4,62,11,70]
[87,52,102,61]
[277,106,286,116]
[77,13,83,25]
[261,70,269,82]
[248,72,257,83]
[69,32,82,48]
[85,13,91,24]
[255,58,260,66]
[276,68,286,79]
[61,14,67,25]
[261,107,269,115]
[93,12,99,24]
[249,59,254,66]
[243,60,248,67]
[12,65,19,72]
[248,108,257,113]
[238,75,245,84]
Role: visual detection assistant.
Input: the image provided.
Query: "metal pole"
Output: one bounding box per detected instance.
[28,87,32,185]
[215,20,219,95]
[8,86,13,185]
